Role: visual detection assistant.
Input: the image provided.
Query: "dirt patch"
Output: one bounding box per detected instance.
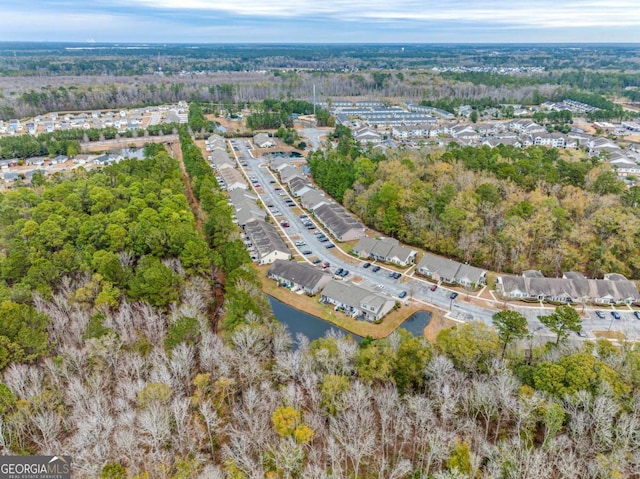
[592,330,626,341]
[423,313,458,343]
[206,114,246,132]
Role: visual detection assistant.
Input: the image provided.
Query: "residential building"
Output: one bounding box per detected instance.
[244,219,291,265]
[416,252,486,287]
[533,133,566,148]
[210,150,235,170]
[497,272,640,304]
[320,280,396,321]
[300,189,328,211]
[268,260,332,294]
[353,127,382,143]
[288,176,311,197]
[313,203,366,242]
[253,132,275,148]
[279,165,304,184]
[218,165,248,191]
[352,237,417,266]
[228,189,266,227]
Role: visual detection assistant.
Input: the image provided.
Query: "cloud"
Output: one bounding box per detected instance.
[119,0,640,29]
[0,0,639,42]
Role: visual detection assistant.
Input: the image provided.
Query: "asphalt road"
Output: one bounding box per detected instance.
[227,138,640,339]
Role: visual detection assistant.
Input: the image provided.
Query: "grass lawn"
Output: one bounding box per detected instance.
[423,314,458,342]
[256,264,430,339]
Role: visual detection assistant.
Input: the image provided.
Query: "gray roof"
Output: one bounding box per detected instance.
[563,271,586,280]
[228,189,265,226]
[219,166,247,189]
[268,260,331,291]
[288,176,308,194]
[300,189,327,210]
[314,203,364,239]
[500,275,639,302]
[417,252,485,284]
[253,132,273,146]
[321,280,393,316]
[417,253,463,281]
[523,270,545,278]
[354,237,416,263]
[280,165,303,183]
[244,219,290,259]
[211,150,235,168]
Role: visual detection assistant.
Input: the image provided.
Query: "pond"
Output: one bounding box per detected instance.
[268,296,433,346]
[267,295,359,346]
[398,311,432,337]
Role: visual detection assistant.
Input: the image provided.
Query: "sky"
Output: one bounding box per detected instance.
[1,0,639,43]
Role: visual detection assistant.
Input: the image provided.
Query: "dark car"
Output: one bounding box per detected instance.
[341,270,350,277]
[325,243,335,249]
[390,272,401,279]
[312,259,322,265]
[595,310,606,319]
[372,266,381,273]
[269,180,276,184]
[430,284,438,291]
[635,311,640,320]
[612,311,621,320]
[335,268,344,276]
[398,291,407,299]
[302,250,312,255]
[306,225,316,230]
[363,262,371,269]
[449,292,459,300]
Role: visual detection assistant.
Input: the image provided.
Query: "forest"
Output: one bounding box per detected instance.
[1,43,638,121]
[309,141,640,278]
[0,130,639,476]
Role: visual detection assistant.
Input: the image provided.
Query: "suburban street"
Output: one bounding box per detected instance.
[228,138,640,341]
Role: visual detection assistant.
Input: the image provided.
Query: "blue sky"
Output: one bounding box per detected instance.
[1,0,639,43]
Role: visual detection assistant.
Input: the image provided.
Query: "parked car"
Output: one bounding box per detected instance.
[341,270,350,277]
[302,250,312,255]
[612,311,621,320]
[306,225,316,230]
[576,330,587,337]
[389,272,401,279]
[595,310,606,319]
[325,243,335,249]
[335,268,344,276]
[312,259,322,265]
[398,291,407,299]
[635,311,640,320]
[269,180,276,184]
[430,284,438,291]
[322,262,330,269]
[280,221,289,227]
[363,262,371,269]
[294,241,306,246]
[372,266,381,273]
[449,292,459,300]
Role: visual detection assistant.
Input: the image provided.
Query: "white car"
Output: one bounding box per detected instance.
[295,241,306,246]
